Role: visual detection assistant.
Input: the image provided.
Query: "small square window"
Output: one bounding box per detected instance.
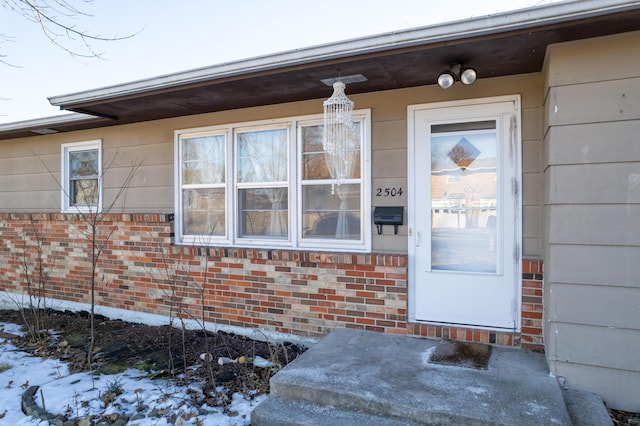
[61,140,102,213]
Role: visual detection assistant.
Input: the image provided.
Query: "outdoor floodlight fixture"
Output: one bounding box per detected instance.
[437,63,477,89]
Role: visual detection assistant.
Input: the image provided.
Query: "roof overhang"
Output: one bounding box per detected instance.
[2,0,640,140]
[0,113,110,139]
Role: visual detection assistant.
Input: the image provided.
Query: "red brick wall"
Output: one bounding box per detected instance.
[0,213,543,351]
[521,260,544,351]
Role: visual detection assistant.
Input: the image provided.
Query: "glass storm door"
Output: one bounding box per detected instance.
[409,98,521,329]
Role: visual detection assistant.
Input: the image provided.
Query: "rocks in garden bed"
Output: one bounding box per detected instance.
[21,385,69,425]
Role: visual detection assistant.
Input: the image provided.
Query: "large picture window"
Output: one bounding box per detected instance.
[61,140,102,213]
[175,111,370,251]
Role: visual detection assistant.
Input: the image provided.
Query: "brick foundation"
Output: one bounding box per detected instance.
[0,213,543,351]
[521,260,544,351]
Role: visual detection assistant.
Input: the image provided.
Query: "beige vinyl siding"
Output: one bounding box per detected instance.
[548,282,639,330]
[547,121,640,165]
[0,137,61,212]
[0,73,544,257]
[543,30,640,412]
[548,244,639,288]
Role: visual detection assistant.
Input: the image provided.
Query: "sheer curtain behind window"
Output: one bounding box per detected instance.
[324,123,360,238]
[237,129,288,238]
[181,135,226,236]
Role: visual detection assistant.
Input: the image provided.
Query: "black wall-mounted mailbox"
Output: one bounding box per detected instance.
[373,206,404,235]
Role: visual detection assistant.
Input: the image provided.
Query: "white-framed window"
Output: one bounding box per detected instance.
[175,110,371,252]
[236,125,290,241]
[179,131,228,238]
[61,140,102,213]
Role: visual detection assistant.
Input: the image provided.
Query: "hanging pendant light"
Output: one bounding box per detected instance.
[323,81,354,193]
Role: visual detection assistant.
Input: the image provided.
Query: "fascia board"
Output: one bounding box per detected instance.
[45,0,640,108]
[0,113,99,134]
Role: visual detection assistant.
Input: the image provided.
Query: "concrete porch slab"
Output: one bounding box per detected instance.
[253,328,573,425]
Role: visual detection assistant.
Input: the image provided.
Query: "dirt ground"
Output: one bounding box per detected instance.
[1,309,638,425]
[0,309,305,396]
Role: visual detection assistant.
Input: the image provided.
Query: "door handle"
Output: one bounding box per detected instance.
[416,231,421,247]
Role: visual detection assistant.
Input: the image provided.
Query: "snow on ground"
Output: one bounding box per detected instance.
[0,322,265,425]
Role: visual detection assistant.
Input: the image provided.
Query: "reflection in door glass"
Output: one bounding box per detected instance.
[431,123,497,273]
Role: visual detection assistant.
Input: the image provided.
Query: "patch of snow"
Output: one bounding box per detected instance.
[0,322,25,336]
[421,346,436,366]
[0,322,266,425]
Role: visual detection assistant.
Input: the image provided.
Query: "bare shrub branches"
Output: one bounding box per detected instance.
[2,0,138,61]
[34,149,143,368]
[9,217,62,344]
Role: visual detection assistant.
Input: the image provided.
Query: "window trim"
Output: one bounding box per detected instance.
[296,115,370,251]
[178,129,230,242]
[174,110,371,252]
[61,139,103,213]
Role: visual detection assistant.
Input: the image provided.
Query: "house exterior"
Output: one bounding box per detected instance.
[0,0,638,411]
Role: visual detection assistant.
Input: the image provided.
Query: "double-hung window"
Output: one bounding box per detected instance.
[61,140,102,213]
[180,132,227,237]
[236,126,289,240]
[176,110,370,252]
[299,119,362,247]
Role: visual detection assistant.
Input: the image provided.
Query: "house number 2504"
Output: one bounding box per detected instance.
[376,187,404,197]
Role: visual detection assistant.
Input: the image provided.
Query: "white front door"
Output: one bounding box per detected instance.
[408,96,521,329]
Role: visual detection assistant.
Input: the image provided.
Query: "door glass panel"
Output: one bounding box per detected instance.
[430,121,497,273]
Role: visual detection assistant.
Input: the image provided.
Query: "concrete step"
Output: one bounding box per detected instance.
[562,388,613,426]
[252,329,574,425]
[251,396,422,426]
